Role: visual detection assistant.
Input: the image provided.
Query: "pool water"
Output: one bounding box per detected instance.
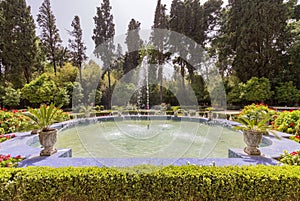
[55,120,247,158]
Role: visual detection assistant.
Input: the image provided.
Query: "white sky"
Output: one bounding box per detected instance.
[26,0,228,56]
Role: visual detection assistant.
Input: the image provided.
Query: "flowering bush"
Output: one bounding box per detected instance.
[0,134,16,143]
[273,110,300,135]
[280,150,300,166]
[0,154,23,167]
[290,135,300,143]
[237,103,277,122]
[0,109,31,134]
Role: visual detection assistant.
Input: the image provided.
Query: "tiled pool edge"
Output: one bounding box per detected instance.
[1,116,299,167]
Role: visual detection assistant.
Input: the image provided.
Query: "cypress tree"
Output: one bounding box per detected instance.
[37,0,62,75]
[0,0,37,88]
[151,0,168,103]
[92,0,115,109]
[124,18,142,74]
[68,15,87,85]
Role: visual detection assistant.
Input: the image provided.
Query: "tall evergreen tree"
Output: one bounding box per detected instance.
[0,0,37,88]
[92,0,115,109]
[37,0,62,75]
[151,0,168,103]
[218,0,290,83]
[68,15,87,85]
[124,18,142,74]
[0,4,5,84]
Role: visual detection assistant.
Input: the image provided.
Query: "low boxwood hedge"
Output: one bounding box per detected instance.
[0,165,299,200]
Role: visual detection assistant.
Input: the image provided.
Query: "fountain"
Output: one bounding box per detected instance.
[137,56,150,112]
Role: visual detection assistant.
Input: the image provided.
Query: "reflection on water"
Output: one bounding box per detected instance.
[54,120,247,158]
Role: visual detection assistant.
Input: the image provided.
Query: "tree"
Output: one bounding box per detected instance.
[217,0,290,83]
[285,20,300,89]
[92,0,115,109]
[151,0,168,103]
[68,15,87,85]
[0,0,37,88]
[37,0,63,75]
[124,18,142,74]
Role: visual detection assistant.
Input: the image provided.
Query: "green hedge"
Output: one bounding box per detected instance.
[0,165,299,200]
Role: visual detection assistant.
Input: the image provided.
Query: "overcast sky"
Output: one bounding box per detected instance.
[25,0,179,55]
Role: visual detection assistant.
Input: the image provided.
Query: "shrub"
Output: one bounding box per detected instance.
[280,150,300,166]
[0,154,23,167]
[273,110,300,134]
[0,134,16,143]
[290,135,300,143]
[0,110,31,134]
[0,166,299,200]
[238,103,277,122]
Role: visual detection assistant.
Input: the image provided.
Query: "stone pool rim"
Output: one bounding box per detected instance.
[1,115,299,167]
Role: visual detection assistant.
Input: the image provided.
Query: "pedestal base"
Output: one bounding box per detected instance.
[244,146,261,156]
[40,148,57,156]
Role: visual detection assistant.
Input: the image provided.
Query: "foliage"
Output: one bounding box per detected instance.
[124,18,142,75]
[0,166,300,200]
[24,103,67,131]
[0,110,31,134]
[215,0,290,83]
[242,77,273,103]
[0,133,16,143]
[0,0,38,88]
[290,135,300,143]
[234,104,277,135]
[234,113,271,133]
[0,154,22,167]
[275,81,300,106]
[68,15,87,84]
[92,0,115,109]
[1,84,21,108]
[273,110,300,134]
[21,73,70,107]
[37,0,63,74]
[239,103,277,121]
[280,150,300,166]
[79,105,95,117]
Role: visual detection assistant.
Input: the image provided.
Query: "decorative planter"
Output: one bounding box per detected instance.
[208,111,213,121]
[39,129,57,156]
[243,130,263,155]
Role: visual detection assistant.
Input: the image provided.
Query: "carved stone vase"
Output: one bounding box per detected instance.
[243,130,263,155]
[39,129,57,156]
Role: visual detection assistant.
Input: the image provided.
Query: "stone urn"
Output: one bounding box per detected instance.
[39,129,58,156]
[207,111,213,121]
[243,130,263,155]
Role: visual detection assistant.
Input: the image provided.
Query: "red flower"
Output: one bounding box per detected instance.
[291,151,298,156]
[14,155,22,159]
[290,122,295,127]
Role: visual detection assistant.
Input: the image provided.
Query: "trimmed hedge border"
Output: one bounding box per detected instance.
[0,165,300,200]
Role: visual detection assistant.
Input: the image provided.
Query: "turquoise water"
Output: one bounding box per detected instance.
[55,120,247,158]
